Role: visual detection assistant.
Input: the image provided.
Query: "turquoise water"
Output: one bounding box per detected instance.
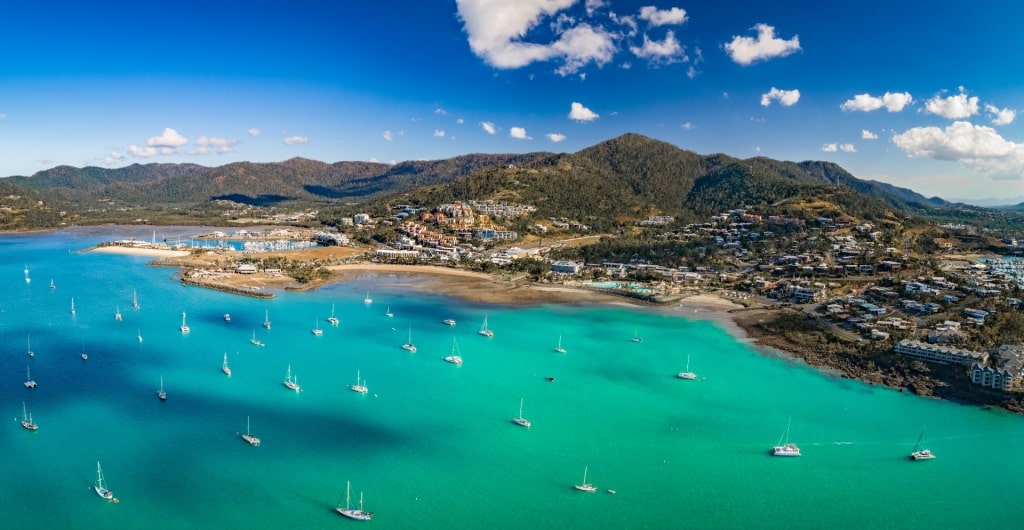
[2,228,1024,529]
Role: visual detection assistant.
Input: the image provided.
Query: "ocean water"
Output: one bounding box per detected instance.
[2,228,1023,529]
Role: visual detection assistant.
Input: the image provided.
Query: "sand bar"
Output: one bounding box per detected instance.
[89,246,191,258]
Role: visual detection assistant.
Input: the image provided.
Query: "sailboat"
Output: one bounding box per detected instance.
[157,376,167,401]
[363,291,372,304]
[327,303,339,325]
[21,402,38,431]
[677,354,697,380]
[70,297,76,316]
[50,279,55,290]
[132,288,139,309]
[443,318,456,326]
[263,309,271,330]
[311,318,323,336]
[137,328,143,343]
[284,365,301,392]
[81,344,88,360]
[350,370,368,394]
[250,330,264,347]
[240,416,260,446]
[512,398,531,428]
[24,365,37,389]
[335,480,373,521]
[401,326,417,352]
[554,335,566,354]
[115,306,123,322]
[478,315,494,338]
[180,312,190,333]
[385,306,394,318]
[909,427,935,461]
[94,462,114,500]
[222,353,232,377]
[223,313,231,323]
[24,264,30,283]
[772,417,801,457]
[443,337,463,365]
[27,334,33,357]
[574,466,597,492]
[631,329,642,343]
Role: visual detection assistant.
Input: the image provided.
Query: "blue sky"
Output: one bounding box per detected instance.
[1,0,1022,202]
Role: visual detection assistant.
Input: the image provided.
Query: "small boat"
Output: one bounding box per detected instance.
[137,328,143,343]
[385,306,394,318]
[363,291,372,304]
[312,318,323,336]
[222,353,232,377]
[631,329,642,343]
[327,303,339,325]
[21,402,38,431]
[401,326,417,353]
[478,315,494,338]
[250,330,264,347]
[240,416,260,446]
[180,312,190,333]
[24,264,30,283]
[26,334,33,358]
[574,466,596,492]
[677,354,697,380]
[81,351,88,360]
[132,288,139,309]
[545,376,557,382]
[443,318,456,326]
[49,278,55,290]
[909,427,935,461]
[350,370,368,394]
[772,417,801,457]
[115,306,123,322]
[24,365,37,389]
[70,297,76,316]
[335,480,373,521]
[554,335,566,354]
[512,398,530,428]
[157,376,167,401]
[443,338,463,365]
[284,364,301,392]
[223,313,231,323]
[263,309,271,330]
[94,462,113,500]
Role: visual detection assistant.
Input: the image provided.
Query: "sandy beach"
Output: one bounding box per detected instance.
[89,246,192,258]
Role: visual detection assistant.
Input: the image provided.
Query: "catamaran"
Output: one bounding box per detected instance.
[335,480,373,521]
[263,309,271,330]
[222,353,232,376]
[240,416,260,446]
[677,354,697,380]
[574,466,597,492]
[772,417,801,457]
[443,338,463,365]
[180,312,190,333]
[157,376,167,401]
[363,291,372,304]
[478,315,494,338]
[909,427,935,461]
[350,370,368,394]
[401,326,417,352]
[94,461,114,500]
[115,306,123,322]
[311,318,323,336]
[24,365,37,389]
[327,303,339,325]
[554,335,566,354]
[21,402,38,431]
[284,365,301,392]
[512,398,531,428]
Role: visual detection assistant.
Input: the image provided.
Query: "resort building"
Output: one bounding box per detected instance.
[894,339,988,367]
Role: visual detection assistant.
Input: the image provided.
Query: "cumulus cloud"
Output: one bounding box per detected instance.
[0,113,7,119]
[840,143,856,153]
[985,104,1016,126]
[248,128,261,136]
[434,129,445,137]
[760,87,800,107]
[637,6,687,26]
[861,129,879,140]
[456,0,615,75]
[127,145,159,158]
[892,120,1024,179]
[103,151,124,165]
[510,127,531,140]
[193,136,239,154]
[629,30,685,63]
[821,143,838,153]
[382,130,394,141]
[546,133,566,142]
[456,118,465,124]
[923,88,979,119]
[568,101,599,121]
[724,24,800,65]
[584,0,606,16]
[435,108,447,115]
[839,91,914,112]
[283,136,308,145]
[146,128,188,148]
[681,122,694,130]
[480,121,497,134]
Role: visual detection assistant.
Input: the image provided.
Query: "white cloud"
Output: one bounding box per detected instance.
[760,87,800,107]
[546,133,566,142]
[127,145,159,158]
[435,108,447,115]
[283,136,308,145]
[456,0,616,75]
[248,128,261,136]
[434,129,446,137]
[839,91,914,112]
[369,157,379,163]
[584,0,605,16]
[923,88,979,119]
[681,122,694,130]
[724,24,800,65]
[821,143,838,153]
[510,127,530,140]
[456,118,465,124]
[568,101,599,121]
[637,6,687,27]
[861,129,878,140]
[985,104,1016,126]
[0,113,7,119]
[193,136,239,154]
[382,130,394,141]
[892,120,1024,179]
[146,128,188,148]
[480,121,497,134]
[839,143,856,153]
[103,151,124,165]
[628,30,685,63]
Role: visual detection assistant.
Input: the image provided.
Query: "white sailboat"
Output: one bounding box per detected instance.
[50,278,55,290]
[132,288,139,309]
[443,318,456,326]
[24,365,37,389]
[94,461,114,500]
[554,335,566,354]
[24,264,30,283]
[512,398,531,428]
[401,326,417,352]
[363,291,372,304]
[631,328,642,343]
[180,312,190,333]
[284,365,301,392]
[21,401,38,431]
[909,427,935,461]
[157,376,167,401]
[443,337,463,365]
[115,306,123,322]
[263,309,271,330]
[478,315,494,338]
[222,353,232,377]
[240,416,260,446]
[574,466,597,492]
[137,328,143,343]
[27,334,33,357]
[335,480,373,521]
[250,330,264,347]
[350,370,368,394]
[772,417,801,457]
[327,303,339,325]
[677,354,697,380]
[385,306,394,318]
[311,318,323,336]
[70,297,76,316]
